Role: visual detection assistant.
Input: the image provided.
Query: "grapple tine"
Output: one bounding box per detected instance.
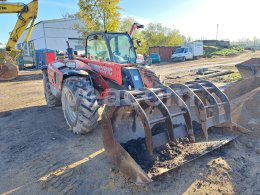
[170,83,209,139]
[196,80,231,123]
[163,86,195,142]
[171,80,232,139]
[123,91,154,155]
[187,82,220,125]
[144,89,176,142]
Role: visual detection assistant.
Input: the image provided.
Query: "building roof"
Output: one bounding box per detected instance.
[29,18,79,29]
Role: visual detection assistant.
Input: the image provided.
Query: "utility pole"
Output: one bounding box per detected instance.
[216,24,219,40]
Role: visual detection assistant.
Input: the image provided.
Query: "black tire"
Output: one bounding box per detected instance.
[144,58,152,66]
[182,57,186,62]
[42,69,61,107]
[61,76,99,134]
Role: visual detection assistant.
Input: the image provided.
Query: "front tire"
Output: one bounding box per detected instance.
[61,76,99,134]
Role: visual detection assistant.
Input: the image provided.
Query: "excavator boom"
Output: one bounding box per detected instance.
[0,0,38,80]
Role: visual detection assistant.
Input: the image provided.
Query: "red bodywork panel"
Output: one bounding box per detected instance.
[77,58,132,86]
[47,63,64,90]
[46,52,56,64]
[47,57,134,98]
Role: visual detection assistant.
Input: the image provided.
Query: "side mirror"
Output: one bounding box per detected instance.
[136,39,142,47]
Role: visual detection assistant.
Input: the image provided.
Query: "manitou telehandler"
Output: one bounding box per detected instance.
[42,23,238,184]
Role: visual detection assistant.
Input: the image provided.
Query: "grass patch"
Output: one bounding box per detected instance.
[203,46,219,57]
[204,46,244,57]
[223,72,242,82]
[212,47,244,56]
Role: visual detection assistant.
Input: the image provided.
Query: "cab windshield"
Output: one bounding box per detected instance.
[106,34,136,64]
[174,48,185,54]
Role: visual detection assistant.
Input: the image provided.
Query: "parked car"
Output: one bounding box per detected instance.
[150,53,160,63]
[172,41,203,61]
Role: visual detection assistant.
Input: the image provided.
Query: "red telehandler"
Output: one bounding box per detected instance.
[42,23,238,184]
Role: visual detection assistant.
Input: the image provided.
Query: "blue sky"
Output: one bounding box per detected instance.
[1,0,260,44]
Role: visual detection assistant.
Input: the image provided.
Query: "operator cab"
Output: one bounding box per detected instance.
[86,32,137,64]
[85,32,144,90]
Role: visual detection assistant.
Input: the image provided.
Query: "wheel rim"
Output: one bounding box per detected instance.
[65,89,77,123]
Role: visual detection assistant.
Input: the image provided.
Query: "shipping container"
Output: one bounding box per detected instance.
[149,46,179,62]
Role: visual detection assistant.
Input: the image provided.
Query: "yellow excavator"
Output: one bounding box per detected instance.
[0,0,38,81]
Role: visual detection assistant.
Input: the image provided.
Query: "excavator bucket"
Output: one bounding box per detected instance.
[0,51,19,81]
[102,81,238,185]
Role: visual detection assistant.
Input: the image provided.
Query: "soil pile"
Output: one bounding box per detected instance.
[121,137,190,173]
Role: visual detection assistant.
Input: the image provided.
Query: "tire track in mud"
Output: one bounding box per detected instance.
[1,148,106,194]
[0,100,106,194]
[37,148,105,194]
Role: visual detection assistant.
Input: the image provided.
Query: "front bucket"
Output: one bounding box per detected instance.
[102,105,238,184]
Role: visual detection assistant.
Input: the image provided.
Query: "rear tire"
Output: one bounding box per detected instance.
[42,69,61,107]
[61,76,99,134]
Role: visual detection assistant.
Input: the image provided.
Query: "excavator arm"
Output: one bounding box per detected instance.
[0,0,38,80]
[0,3,25,13]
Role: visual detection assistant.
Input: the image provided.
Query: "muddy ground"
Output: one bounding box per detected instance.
[0,53,259,194]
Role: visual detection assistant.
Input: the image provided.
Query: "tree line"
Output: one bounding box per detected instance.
[74,0,185,54]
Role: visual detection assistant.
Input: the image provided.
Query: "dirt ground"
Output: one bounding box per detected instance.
[151,50,260,85]
[0,53,259,194]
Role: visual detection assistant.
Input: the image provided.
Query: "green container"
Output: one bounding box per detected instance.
[150,53,160,63]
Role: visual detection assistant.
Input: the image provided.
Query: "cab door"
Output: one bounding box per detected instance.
[185,48,193,60]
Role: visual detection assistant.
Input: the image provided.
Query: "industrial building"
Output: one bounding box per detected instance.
[16,18,84,59]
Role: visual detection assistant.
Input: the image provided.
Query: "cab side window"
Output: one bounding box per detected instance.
[86,35,110,61]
